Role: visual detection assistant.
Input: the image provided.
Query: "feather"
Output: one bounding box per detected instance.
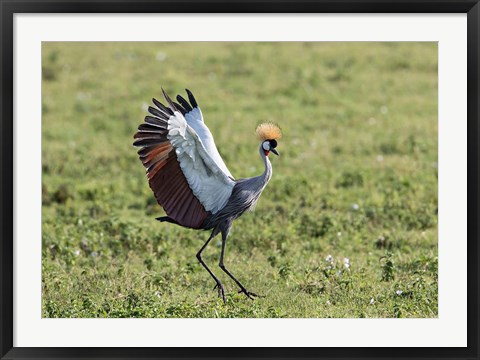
[133,137,167,147]
[134,130,167,139]
[255,122,282,141]
[144,116,168,128]
[176,94,193,112]
[186,89,198,108]
[137,123,166,132]
[173,101,187,115]
[148,106,169,120]
[162,88,178,112]
[152,98,174,116]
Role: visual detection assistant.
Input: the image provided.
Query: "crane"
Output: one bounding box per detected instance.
[133,88,282,302]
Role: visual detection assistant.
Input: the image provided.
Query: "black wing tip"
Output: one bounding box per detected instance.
[161,88,177,112]
[153,87,198,113]
[176,94,193,113]
[173,101,187,115]
[152,98,174,116]
[147,106,170,120]
[185,89,198,108]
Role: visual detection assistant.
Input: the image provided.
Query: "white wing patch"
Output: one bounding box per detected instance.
[167,111,235,214]
[184,107,233,179]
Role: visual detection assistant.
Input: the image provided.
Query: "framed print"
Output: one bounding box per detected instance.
[1,1,479,359]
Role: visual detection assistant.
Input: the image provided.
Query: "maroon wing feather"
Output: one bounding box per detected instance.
[133,97,208,229]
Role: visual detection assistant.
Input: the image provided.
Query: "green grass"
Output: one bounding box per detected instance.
[42,42,438,318]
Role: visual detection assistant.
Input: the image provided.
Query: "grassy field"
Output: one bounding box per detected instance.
[42,42,438,318]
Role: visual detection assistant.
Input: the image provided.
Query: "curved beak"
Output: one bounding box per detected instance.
[271,148,279,156]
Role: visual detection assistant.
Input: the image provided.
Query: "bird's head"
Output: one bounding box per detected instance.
[256,122,282,157]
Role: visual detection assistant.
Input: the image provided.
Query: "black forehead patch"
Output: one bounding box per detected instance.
[269,139,278,148]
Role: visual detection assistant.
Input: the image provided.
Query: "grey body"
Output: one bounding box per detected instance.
[201,144,272,234]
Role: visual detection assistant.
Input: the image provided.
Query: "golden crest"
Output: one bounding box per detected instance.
[255,122,282,141]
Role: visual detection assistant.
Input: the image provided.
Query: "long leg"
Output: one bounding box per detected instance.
[218,226,259,300]
[196,228,225,302]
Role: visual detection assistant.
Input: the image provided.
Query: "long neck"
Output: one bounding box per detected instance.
[258,143,273,187]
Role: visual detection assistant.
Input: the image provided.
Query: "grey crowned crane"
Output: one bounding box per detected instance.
[133,89,282,302]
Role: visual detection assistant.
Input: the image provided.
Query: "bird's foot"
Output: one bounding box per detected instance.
[237,287,261,300]
[213,282,226,303]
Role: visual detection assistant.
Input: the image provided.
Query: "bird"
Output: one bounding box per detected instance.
[133,88,282,302]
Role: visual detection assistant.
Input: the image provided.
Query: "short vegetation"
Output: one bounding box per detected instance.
[42,42,438,318]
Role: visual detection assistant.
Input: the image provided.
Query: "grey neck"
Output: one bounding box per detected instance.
[258,143,273,188]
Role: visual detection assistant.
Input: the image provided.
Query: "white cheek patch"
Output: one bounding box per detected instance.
[262,141,270,151]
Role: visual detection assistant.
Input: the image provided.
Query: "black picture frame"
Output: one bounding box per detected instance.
[1,1,479,359]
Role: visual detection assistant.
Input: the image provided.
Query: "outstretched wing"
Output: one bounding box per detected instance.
[133,89,235,228]
[173,89,233,179]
